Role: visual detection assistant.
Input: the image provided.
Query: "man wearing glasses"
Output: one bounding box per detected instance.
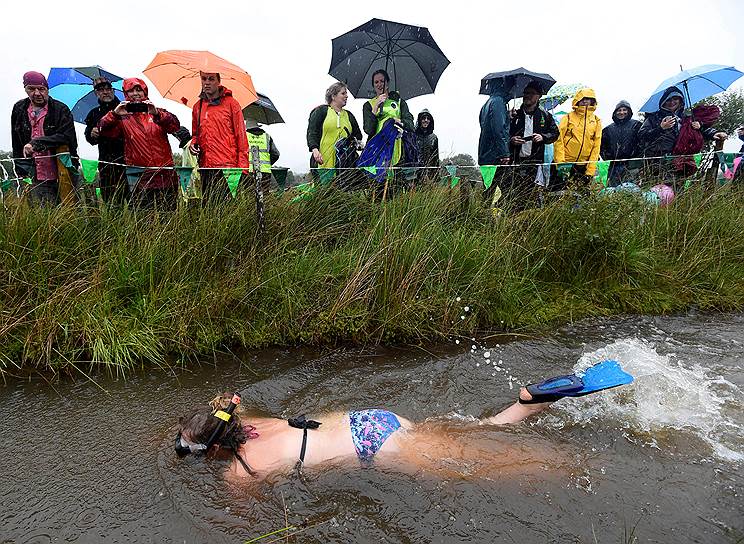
[10,70,78,204]
[84,77,127,203]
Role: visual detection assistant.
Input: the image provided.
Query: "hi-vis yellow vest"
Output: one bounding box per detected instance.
[247,131,271,173]
[319,107,353,170]
[368,97,402,165]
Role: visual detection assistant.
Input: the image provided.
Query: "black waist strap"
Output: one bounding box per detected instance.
[287,415,321,464]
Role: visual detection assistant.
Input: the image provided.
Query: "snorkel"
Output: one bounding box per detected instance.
[174,392,242,457]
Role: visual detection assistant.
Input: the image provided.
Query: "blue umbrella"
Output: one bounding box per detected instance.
[639,64,743,112]
[48,66,125,123]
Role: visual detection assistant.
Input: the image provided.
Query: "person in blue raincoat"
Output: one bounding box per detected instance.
[478,82,511,200]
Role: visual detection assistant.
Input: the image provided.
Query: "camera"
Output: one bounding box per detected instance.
[125,102,149,113]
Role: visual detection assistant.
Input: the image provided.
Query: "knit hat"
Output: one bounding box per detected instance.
[23,71,48,88]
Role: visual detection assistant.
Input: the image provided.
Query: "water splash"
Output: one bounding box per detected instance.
[561,338,744,462]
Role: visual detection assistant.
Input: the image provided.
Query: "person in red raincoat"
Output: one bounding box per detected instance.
[98,78,180,209]
[189,72,249,201]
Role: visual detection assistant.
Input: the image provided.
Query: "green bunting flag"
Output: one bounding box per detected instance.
[693,153,702,168]
[95,187,102,199]
[318,168,336,184]
[58,153,73,168]
[223,168,242,198]
[720,152,736,170]
[596,160,610,187]
[450,176,460,188]
[556,163,573,176]
[361,165,377,175]
[445,164,457,177]
[480,165,497,189]
[1,179,11,191]
[23,177,32,185]
[80,159,98,184]
[175,167,193,192]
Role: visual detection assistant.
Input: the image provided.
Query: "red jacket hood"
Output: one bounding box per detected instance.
[123,78,149,98]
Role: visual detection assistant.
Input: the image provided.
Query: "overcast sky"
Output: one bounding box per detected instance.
[2,0,743,172]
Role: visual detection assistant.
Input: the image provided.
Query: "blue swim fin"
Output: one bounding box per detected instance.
[520,360,634,404]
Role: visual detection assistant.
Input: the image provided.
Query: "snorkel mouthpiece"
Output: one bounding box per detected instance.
[174,392,242,457]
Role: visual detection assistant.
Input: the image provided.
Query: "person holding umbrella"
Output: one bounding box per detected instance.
[362,69,415,169]
[10,71,78,205]
[84,77,127,203]
[190,72,250,201]
[638,86,727,187]
[307,82,363,185]
[98,78,181,209]
[507,81,559,208]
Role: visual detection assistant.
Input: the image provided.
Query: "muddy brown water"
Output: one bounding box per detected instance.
[1,312,742,543]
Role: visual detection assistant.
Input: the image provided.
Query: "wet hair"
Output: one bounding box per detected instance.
[178,394,257,460]
[372,69,390,85]
[325,82,347,105]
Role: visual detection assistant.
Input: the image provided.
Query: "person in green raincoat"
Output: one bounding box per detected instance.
[306,82,362,184]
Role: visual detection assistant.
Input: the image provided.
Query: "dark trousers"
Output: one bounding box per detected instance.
[130,187,177,210]
[27,179,59,205]
[99,164,128,204]
[200,170,233,202]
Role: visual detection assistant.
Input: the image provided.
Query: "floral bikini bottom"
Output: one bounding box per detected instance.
[348,409,402,462]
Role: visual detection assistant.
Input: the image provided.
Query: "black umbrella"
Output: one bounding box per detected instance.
[479,67,556,98]
[242,92,284,125]
[329,18,450,100]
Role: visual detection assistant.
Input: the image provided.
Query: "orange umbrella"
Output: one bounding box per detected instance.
[143,50,258,108]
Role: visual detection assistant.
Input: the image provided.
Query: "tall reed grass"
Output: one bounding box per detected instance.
[1,185,743,376]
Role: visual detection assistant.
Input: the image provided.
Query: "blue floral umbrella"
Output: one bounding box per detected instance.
[48,66,124,123]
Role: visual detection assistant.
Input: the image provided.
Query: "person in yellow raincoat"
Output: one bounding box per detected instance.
[553,88,602,191]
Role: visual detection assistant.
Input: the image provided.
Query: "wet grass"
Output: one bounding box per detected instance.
[1,184,744,377]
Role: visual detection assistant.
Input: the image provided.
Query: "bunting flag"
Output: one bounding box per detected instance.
[693,153,702,168]
[1,179,11,191]
[175,167,193,193]
[361,165,377,176]
[80,159,98,184]
[317,168,336,184]
[556,163,573,176]
[95,187,102,200]
[596,160,610,187]
[223,168,242,198]
[23,177,32,185]
[445,164,458,188]
[490,185,502,207]
[125,166,145,191]
[480,165,497,189]
[58,153,73,168]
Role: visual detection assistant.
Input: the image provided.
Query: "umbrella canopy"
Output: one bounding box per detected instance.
[479,67,556,98]
[639,64,743,112]
[329,18,450,100]
[539,82,584,111]
[243,92,284,125]
[48,66,124,123]
[143,50,258,108]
